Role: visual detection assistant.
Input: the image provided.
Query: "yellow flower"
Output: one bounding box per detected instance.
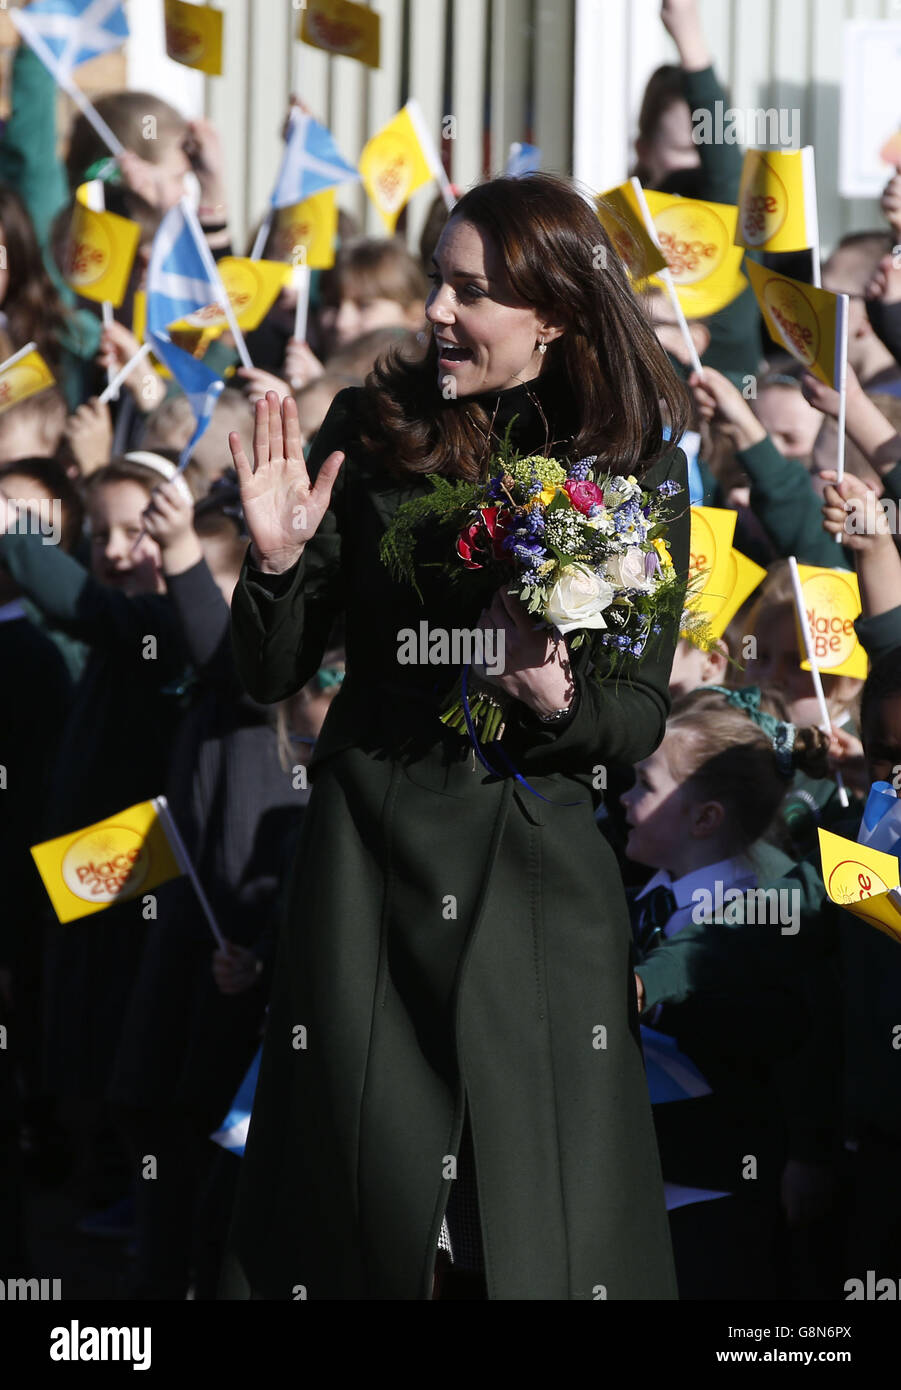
[538,486,558,506]
[652,537,674,573]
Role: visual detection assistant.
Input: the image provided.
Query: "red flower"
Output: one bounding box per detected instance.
[455,507,514,569]
[563,480,604,514]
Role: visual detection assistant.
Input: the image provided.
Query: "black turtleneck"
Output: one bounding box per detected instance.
[460,357,580,460]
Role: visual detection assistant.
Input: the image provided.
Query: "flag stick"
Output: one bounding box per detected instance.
[630,179,704,376]
[152,796,226,947]
[787,556,850,808]
[293,263,310,342]
[84,181,120,400]
[405,98,456,212]
[18,24,124,157]
[97,341,153,405]
[811,243,822,290]
[182,199,253,369]
[0,340,38,373]
[250,210,273,261]
[834,294,850,489]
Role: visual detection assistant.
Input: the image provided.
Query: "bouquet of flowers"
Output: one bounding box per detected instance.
[379,424,700,742]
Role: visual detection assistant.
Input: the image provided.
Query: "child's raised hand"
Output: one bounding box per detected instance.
[688,365,765,451]
[284,338,324,391]
[142,478,194,548]
[230,390,344,574]
[65,397,112,477]
[819,468,887,552]
[881,163,901,239]
[237,366,292,405]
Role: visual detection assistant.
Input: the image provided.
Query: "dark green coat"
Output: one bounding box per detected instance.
[226,367,691,1300]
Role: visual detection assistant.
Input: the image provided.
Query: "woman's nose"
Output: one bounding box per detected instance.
[425,285,454,324]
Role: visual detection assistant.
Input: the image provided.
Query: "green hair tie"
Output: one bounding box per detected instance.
[315,666,345,692]
[704,684,796,777]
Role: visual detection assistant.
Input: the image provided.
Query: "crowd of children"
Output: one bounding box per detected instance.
[2,0,901,1299]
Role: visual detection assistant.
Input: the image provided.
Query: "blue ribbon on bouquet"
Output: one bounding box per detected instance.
[459,663,587,807]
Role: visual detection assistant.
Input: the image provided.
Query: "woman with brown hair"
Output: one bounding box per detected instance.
[223,171,692,1300]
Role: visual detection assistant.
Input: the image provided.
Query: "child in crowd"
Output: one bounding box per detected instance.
[624,688,836,1298]
[105,477,343,1297]
[0,455,195,1225]
[0,389,68,468]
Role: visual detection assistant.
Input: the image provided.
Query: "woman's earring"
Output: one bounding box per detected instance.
[538,340,547,354]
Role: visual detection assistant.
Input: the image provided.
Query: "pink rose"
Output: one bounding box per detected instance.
[563,480,605,514]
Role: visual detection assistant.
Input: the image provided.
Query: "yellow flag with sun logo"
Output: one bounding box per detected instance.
[0,342,55,416]
[359,104,435,234]
[643,190,747,319]
[271,188,338,269]
[164,0,223,76]
[64,182,141,308]
[166,257,289,335]
[745,259,849,389]
[30,798,185,925]
[735,147,819,252]
[792,564,867,680]
[299,0,380,69]
[596,179,668,279]
[819,828,901,945]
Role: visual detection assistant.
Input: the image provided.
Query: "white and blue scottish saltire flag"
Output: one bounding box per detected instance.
[271,109,360,209]
[210,1048,261,1157]
[146,199,227,468]
[641,1025,712,1105]
[11,0,128,80]
[505,142,541,178]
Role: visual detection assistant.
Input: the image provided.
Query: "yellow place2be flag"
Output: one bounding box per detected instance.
[735,147,819,252]
[360,105,434,234]
[30,798,184,924]
[164,0,223,76]
[643,190,747,319]
[792,563,867,680]
[299,0,380,69]
[167,257,288,334]
[0,343,55,416]
[65,181,141,308]
[745,259,848,389]
[818,828,901,945]
[596,179,667,280]
[272,189,338,269]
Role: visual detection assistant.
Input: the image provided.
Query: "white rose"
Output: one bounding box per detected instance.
[545,563,614,635]
[604,547,655,593]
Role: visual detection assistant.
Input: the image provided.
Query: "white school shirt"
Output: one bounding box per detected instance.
[634,854,759,940]
[635,854,758,1024]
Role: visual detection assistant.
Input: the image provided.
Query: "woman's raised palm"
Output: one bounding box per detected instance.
[229,391,344,572]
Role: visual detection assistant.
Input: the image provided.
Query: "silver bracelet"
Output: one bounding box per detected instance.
[536,695,577,723]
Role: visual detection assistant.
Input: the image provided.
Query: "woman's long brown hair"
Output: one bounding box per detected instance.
[356,172,690,483]
[0,187,69,372]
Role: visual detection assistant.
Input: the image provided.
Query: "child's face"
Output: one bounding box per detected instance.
[636,100,701,188]
[669,636,727,698]
[89,481,164,595]
[751,607,823,727]
[752,387,821,463]
[151,136,192,210]
[863,692,901,788]
[620,741,695,872]
[320,295,420,353]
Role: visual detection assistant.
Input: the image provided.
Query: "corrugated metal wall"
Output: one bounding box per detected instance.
[140,0,893,256]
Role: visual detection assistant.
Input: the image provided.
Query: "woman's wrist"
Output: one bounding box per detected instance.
[250,541,305,574]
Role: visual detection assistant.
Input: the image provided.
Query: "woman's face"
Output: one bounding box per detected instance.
[425,216,562,396]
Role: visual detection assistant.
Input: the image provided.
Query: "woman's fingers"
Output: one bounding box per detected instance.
[282,394,305,461]
[267,389,283,462]
[310,450,345,514]
[230,429,254,484]
[253,397,270,473]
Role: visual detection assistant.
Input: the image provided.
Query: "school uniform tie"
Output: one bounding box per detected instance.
[635,885,677,954]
